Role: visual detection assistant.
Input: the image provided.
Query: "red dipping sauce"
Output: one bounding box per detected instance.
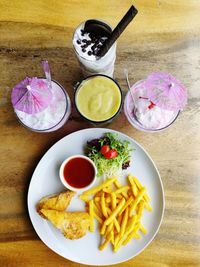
[63,157,95,188]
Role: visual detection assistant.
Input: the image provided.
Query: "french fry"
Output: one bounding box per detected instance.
[99,235,112,251]
[129,175,151,211]
[129,187,146,216]
[114,180,128,199]
[128,175,138,197]
[105,222,114,243]
[119,196,133,216]
[132,176,143,189]
[132,233,141,240]
[106,207,120,233]
[81,177,116,196]
[123,223,140,245]
[119,207,129,238]
[101,192,108,218]
[110,230,114,245]
[145,202,152,212]
[104,198,125,226]
[93,202,103,218]
[106,198,112,204]
[94,196,100,202]
[116,198,121,203]
[139,223,148,235]
[94,212,103,224]
[103,188,112,194]
[131,184,138,197]
[95,195,113,204]
[127,189,132,197]
[127,175,134,186]
[117,213,123,226]
[113,218,120,233]
[79,195,90,202]
[126,215,137,234]
[137,200,145,220]
[111,192,116,209]
[116,194,123,200]
[115,186,129,195]
[100,223,107,235]
[106,221,114,234]
[94,191,102,198]
[114,215,137,252]
[114,233,120,247]
[114,179,122,188]
[132,176,150,202]
[79,175,152,252]
[89,200,94,232]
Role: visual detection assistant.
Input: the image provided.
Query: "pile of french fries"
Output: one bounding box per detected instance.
[79,175,152,252]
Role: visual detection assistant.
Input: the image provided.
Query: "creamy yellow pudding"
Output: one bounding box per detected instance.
[75,76,122,122]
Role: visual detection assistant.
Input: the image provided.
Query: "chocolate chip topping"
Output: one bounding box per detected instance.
[76,28,108,57]
[86,40,92,45]
[80,29,85,36]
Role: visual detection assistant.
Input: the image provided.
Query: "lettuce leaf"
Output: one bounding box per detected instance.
[86,133,133,178]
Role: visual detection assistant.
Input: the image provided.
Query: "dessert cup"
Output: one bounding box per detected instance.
[14,78,71,133]
[124,80,180,133]
[74,74,122,125]
[72,20,117,77]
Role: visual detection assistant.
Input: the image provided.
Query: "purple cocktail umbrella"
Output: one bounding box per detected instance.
[145,72,187,111]
[11,77,53,114]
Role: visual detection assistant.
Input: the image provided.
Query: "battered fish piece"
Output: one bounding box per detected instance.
[40,209,90,239]
[37,190,75,217]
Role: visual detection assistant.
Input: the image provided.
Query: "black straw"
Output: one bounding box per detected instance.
[97,5,138,58]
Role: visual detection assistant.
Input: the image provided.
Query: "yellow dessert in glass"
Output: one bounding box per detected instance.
[75,75,122,123]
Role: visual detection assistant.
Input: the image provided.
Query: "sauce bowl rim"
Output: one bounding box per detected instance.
[59,154,97,192]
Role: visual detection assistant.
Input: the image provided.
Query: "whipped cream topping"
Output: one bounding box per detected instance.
[127,85,178,130]
[73,23,107,61]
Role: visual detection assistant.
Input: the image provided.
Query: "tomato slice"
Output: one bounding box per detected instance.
[104,149,118,159]
[100,145,110,155]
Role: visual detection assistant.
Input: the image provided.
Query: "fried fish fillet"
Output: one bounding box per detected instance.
[37,190,75,217]
[40,209,90,239]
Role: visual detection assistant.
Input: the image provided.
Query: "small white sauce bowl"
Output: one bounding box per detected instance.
[59,155,97,192]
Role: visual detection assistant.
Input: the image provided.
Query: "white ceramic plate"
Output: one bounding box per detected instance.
[27,128,164,265]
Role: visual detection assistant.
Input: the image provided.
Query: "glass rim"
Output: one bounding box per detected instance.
[14,78,71,133]
[72,19,116,62]
[74,74,123,124]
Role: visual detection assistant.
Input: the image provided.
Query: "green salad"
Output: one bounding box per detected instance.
[86,133,133,178]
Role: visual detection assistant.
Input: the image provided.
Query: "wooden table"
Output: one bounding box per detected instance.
[0,1,200,266]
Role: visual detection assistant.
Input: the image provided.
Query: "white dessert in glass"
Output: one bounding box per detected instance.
[72,20,116,77]
[124,80,179,132]
[14,79,71,132]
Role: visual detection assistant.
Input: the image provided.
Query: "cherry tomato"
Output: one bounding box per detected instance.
[100,145,110,155]
[104,149,118,159]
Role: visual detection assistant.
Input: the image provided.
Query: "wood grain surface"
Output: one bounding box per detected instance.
[0,0,200,266]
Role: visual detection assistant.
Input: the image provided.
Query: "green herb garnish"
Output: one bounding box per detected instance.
[86,133,133,178]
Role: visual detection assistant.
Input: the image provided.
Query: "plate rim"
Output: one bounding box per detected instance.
[27,127,165,265]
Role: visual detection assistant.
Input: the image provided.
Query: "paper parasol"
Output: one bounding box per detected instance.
[145,72,187,111]
[11,77,53,114]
